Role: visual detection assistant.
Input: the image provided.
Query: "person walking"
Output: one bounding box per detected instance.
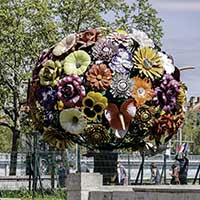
[175,153,189,184]
[117,161,127,185]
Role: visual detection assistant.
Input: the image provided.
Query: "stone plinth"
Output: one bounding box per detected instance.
[66,173,200,200]
[66,173,102,200]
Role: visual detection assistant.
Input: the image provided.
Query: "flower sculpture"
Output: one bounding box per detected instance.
[57,74,85,107]
[28,27,187,151]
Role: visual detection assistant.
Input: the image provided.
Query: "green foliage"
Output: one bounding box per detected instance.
[57,0,163,45]
[0,126,12,152]
[0,189,65,200]
[182,110,200,154]
[109,0,163,46]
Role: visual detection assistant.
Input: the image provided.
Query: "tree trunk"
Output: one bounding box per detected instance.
[9,129,19,175]
[93,151,118,185]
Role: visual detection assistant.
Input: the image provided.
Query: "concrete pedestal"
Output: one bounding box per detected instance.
[66,173,200,200]
[66,173,102,200]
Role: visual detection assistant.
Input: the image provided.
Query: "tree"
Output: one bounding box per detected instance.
[0,0,163,176]
[57,0,163,45]
[0,0,59,175]
[182,110,200,154]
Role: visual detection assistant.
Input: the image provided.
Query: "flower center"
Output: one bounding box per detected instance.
[118,80,128,91]
[72,116,79,124]
[143,58,153,69]
[137,87,145,97]
[76,62,81,68]
[96,74,102,80]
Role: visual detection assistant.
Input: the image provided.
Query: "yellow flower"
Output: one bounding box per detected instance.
[43,127,73,150]
[176,82,187,106]
[59,108,87,135]
[132,77,154,107]
[39,60,62,86]
[133,47,163,80]
[63,50,91,75]
[82,91,108,121]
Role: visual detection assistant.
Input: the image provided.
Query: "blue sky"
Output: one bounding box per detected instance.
[149,0,200,98]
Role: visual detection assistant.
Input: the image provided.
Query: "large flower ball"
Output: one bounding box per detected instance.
[28,27,187,150]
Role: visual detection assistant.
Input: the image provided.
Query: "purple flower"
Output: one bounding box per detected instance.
[36,86,57,110]
[153,74,180,111]
[109,48,133,74]
[57,75,86,107]
[92,39,118,62]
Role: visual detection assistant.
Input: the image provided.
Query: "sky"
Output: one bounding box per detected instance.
[148,0,200,98]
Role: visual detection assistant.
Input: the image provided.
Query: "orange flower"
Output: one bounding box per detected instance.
[77,28,100,48]
[86,64,112,90]
[132,77,154,107]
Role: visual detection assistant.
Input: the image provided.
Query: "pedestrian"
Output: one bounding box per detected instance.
[170,162,180,185]
[117,161,127,185]
[58,162,67,188]
[150,162,160,184]
[81,161,90,172]
[175,153,189,184]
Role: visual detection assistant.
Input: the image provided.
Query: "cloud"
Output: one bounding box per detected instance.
[150,1,200,12]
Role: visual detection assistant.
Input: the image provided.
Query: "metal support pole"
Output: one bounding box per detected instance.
[193,164,200,185]
[164,154,167,184]
[32,133,37,200]
[140,153,144,184]
[76,144,81,172]
[135,152,144,185]
[160,154,167,184]
[128,154,131,185]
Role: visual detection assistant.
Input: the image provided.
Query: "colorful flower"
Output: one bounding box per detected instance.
[158,52,175,74]
[109,48,133,74]
[133,47,163,80]
[36,86,57,110]
[107,31,129,47]
[129,105,155,136]
[59,108,87,134]
[153,74,180,112]
[104,99,136,138]
[176,82,187,107]
[77,28,100,49]
[129,28,155,48]
[53,34,76,56]
[82,91,108,121]
[84,124,110,145]
[151,109,185,142]
[92,39,118,62]
[43,127,73,150]
[39,60,62,86]
[132,77,154,107]
[64,50,91,75]
[57,75,85,107]
[86,63,112,90]
[110,73,133,98]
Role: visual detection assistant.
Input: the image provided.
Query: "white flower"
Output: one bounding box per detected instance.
[158,52,175,74]
[129,28,155,48]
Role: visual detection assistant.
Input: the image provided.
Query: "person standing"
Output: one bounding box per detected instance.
[150,162,160,184]
[175,153,189,184]
[170,162,180,185]
[117,161,127,185]
[58,162,68,188]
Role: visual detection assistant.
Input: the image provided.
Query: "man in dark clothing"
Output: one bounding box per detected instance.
[58,162,68,188]
[175,153,189,184]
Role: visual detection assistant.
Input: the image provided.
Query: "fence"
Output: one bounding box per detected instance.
[0,152,199,190]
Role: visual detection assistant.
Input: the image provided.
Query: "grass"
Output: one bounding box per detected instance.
[0,189,65,200]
